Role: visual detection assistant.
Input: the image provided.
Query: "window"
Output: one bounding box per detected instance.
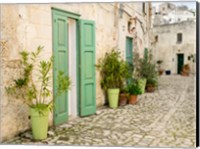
[155,35,158,42]
[167,3,170,8]
[177,33,182,43]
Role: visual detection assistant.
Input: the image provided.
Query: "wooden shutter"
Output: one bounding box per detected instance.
[79,20,96,116]
[52,10,69,125]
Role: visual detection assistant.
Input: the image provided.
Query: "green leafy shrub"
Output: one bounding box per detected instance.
[127,81,142,95]
[138,51,158,87]
[146,78,158,87]
[96,49,130,90]
[120,86,129,93]
[6,46,70,112]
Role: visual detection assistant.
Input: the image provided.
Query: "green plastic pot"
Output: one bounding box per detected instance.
[138,78,147,94]
[30,107,49,140]
[107,88,120,108]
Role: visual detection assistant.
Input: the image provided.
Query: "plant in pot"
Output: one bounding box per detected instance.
[119,86,129,106]
[181,64,190,76]
[118,61,130,106]
[146,78,158,93]
[5,46,70,140]
[132,52,147,94]
[138,51,158,93]
[156,60,164,75]
[127,80,142,105]
[96,49,129,109]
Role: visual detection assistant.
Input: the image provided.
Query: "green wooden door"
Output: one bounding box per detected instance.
[177,54,184,74]
[126,37,133,84]
[79,20,96,116]
[126,37,133,66]
[52,10,69,125]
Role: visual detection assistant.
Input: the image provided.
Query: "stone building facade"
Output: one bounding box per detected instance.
[151,20,196,74]
[0,3,152,142]
[152,2,195,26]
[151,2,196,75]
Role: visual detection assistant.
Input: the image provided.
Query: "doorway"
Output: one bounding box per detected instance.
[177,54,184,74]
[126,37,133,84]
[68,18,77,117]
[52,8,96,126]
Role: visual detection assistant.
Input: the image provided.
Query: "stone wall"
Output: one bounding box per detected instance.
[0,3,151,142]
[152,21,196,74]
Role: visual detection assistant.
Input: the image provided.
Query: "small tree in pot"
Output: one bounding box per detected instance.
[132,52,147,94]
[96,49,129,108]
[6,46,70,140]
[138,51,158,93]
[146,78,158,92]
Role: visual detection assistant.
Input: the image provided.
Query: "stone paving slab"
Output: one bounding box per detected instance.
[5,75,196,147]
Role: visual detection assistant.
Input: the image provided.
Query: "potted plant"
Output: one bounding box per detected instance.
[181,64,190,76]
[6,46,70,140]
[96,49,129,108]
[119,86,129,106]
[146,78,158,92]
[127,81,142,105]
[137,78,147,94]
[132,52,147,94]
[137,52,158,93]
[157,60,164,75]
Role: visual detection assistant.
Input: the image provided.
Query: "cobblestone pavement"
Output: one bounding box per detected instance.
[7,75,196,147]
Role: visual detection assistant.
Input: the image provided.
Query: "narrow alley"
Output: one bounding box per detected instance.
[7,75,196,148]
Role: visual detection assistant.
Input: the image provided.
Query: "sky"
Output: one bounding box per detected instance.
[152,1,196,10]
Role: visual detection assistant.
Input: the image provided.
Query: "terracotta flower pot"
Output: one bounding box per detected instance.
[119,93,128,106]
[158,69,164,75]
[181,68,190,76]
[129,95,137,105]
[146,84,155,93]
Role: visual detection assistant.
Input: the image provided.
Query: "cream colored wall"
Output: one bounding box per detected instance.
[118,3,152,59]
[0,3,151,142]
[152,21,196,74]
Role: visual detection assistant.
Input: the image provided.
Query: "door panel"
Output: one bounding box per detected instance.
[52,10,69,125]
[177,54,184,74]
[126,37,133,84]
[79,20,96,116]
[126,37,133,65]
